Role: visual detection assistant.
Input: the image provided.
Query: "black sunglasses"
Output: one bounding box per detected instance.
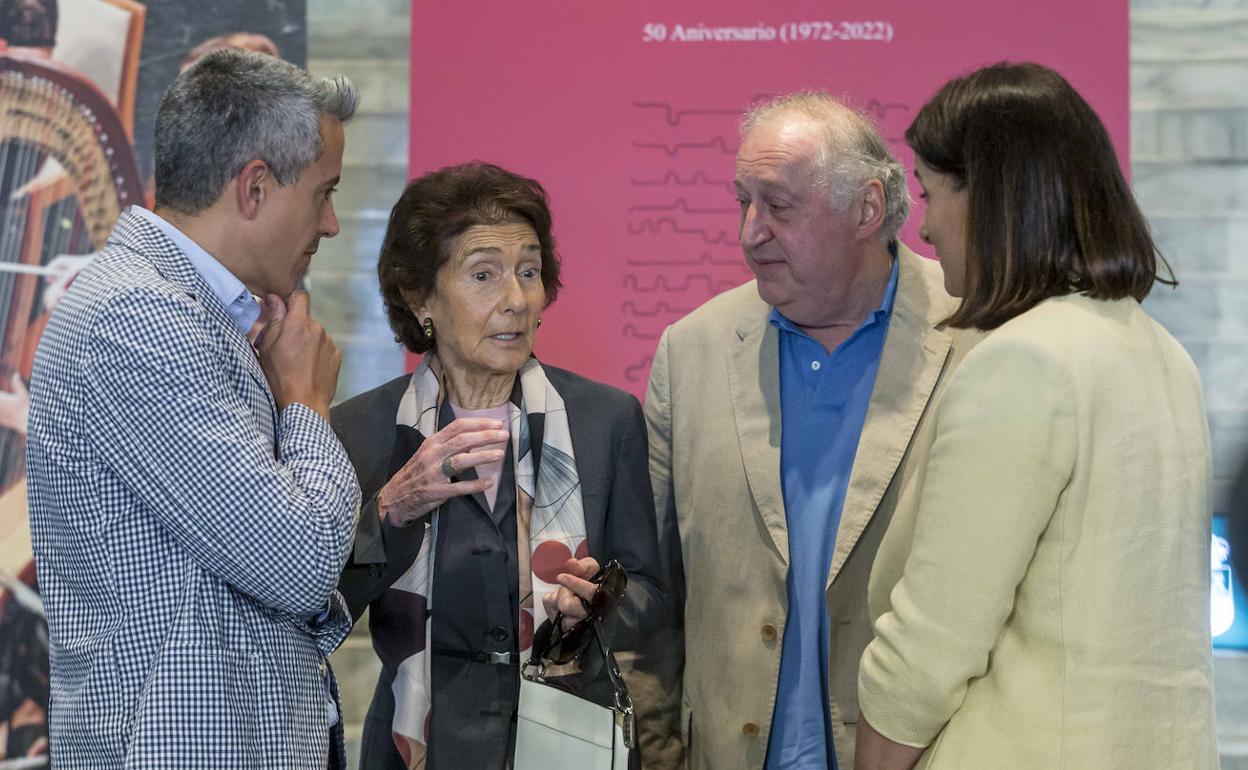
[529,559,627,666]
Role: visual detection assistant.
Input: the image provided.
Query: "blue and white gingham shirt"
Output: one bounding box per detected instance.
[130,207,260,336]
[132,207,339,726]
[26,210,360,768]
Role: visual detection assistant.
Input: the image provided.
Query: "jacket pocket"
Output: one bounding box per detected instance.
[127,646,262,763]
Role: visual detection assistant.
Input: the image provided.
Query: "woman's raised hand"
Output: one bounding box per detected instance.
[377,417,509,527]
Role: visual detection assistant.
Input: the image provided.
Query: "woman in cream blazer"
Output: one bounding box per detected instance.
[854,63,1218,770]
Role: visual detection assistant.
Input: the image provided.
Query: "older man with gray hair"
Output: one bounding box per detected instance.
[624,92,977,770]
[26,50,361,768]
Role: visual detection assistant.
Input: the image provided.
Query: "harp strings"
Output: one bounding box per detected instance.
[0,69,94,487]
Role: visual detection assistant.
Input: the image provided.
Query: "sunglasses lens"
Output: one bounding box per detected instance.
[587,561,627,620]
[546,619,594,665]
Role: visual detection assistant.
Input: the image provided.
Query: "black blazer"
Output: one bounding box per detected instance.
[333,364,664,769]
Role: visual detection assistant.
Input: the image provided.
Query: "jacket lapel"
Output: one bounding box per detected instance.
[826,247,952,588]
[727,311,789,565]
[111,210,277,429]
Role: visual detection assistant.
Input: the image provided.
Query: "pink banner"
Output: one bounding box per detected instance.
[410,0,1128,397]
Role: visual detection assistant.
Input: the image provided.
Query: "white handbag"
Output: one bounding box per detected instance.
[513,626,634,770]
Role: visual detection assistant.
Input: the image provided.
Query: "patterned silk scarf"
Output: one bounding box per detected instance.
[382,354,587,768]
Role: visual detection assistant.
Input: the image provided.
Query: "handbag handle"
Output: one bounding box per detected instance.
[521,621,637,752]
[591,624,636,751]
[523,620,633,712]
[591,623,633,715]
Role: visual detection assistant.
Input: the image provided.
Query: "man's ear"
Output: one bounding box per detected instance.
[234,159,271,221]
[856,178,887,240]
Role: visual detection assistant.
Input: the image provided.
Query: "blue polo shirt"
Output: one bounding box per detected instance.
[764,255,898,770]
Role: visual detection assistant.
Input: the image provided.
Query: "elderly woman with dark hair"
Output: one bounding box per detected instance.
[334,162,663,769]
[854,63,1217,770]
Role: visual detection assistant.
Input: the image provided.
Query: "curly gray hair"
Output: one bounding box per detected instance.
[742,91,910,241]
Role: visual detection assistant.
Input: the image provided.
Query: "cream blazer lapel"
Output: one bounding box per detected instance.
[828,246,953,588]
[727,307,789,565]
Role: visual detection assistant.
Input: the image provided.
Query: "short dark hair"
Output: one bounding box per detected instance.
[378,162,563,353]
[906,62,1174,331]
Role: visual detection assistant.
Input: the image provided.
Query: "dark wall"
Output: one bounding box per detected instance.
[132,0,308,179]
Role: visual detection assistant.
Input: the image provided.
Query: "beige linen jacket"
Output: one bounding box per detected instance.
[859,294,1219,769]
[623,246,977,770]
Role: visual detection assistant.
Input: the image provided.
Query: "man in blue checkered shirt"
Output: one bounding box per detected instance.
[25,50,363,768]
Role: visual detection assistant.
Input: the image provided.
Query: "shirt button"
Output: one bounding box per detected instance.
[318,659,328,678]
[490,625,509,642]
[760,623,778,642]
[810,360,821,371]
[743,721,760,737]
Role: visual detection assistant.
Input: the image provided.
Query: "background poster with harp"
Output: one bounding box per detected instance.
[0,1,306,764]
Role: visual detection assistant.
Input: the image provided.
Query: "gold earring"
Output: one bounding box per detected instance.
[422,317,434,339]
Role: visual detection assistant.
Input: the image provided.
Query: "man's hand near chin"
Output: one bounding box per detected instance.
[254,290,341,423]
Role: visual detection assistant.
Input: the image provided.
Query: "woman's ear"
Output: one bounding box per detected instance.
[401,288,428,321]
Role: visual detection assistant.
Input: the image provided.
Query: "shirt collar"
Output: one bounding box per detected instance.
[132,207,260,336]
[769,245,901,338]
